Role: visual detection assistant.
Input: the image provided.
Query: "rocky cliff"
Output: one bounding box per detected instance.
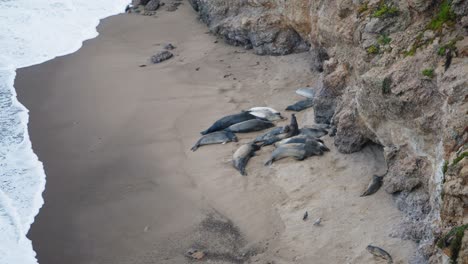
[188,0,467,263]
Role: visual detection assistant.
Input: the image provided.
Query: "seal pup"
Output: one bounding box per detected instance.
[200,112,257,135]
[248,107,284,121]
[303,211,308,221]
[366,245,393,264]
[191,131,238,151]
[225,119,274,133]
[265,142,324,165]
[361,175,384,197]
[285,99,314,112]
[232,143,261,176]
[295,87,316,99]
[260,114,300,146]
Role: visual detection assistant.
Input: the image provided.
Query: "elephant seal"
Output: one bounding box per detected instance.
[295,87,316,99]
[265,142,324,165]
[248,107,284,121]
[253,126,289,143]
[260,114,300,146]
[360,175,383,197]
[285,99,314,112]
[249,107,280,114]
[366,245,393,264]
[232,143,261,176]
[275,137,329,152]
[225,119,274,133]
[201,112,257,135]
[299,127,328,138]
[191,131,237,151]
[306,123,330,130]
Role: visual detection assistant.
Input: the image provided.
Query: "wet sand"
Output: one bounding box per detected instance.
[17,3,416,264]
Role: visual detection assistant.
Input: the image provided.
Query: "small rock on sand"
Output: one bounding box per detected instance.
[185,248,205,260]
[164,43,176,50]
[151,51,173,63]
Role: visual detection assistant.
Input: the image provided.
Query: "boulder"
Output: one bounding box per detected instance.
[150,51,173,63]
[144,0,160,11]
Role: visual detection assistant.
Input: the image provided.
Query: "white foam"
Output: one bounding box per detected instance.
[0,0,129,263]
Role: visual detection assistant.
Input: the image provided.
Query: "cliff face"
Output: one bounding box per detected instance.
[189,0,468,262]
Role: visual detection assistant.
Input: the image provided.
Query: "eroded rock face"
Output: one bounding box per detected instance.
[188,0,468,262]
[188,0,310,55]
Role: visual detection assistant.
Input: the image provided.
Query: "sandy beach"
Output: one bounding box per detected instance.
[16,3,417,264]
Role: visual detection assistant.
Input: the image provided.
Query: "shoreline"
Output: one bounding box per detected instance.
[18,3,416,264]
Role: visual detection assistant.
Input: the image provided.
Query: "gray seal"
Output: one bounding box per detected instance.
[191,131,237,151]
[285,99,314,112]
[366,245,393,264]
[360,175,383,197]
[225,119,274,133]
[200,111,258,135]
[232,143,261,176]
[265,142,324,165]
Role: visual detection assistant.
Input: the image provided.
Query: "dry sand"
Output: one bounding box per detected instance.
[17,2,416,264]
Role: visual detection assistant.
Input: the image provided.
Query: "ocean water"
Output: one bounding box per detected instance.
[0,1,128,263]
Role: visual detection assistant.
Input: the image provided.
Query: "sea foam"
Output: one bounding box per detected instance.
[0,1,128,263]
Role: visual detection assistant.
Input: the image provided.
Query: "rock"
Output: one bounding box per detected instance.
[313,90,336,124]
[166,5,178,12]
[333,106,369,153]
[456,37,468,57]
[323,58,338,75]
[164,43,176,50]
[131,0,143,6]
[185,248,205,260]
[187,0,200,11]
[423,30,435,42]
[408,0,434,12]
[459,230,468,264]
[189,2,310,55]
[150,51,173,63]
[453,0,468,16]
[144,0,160,11]
[310,47,329,72]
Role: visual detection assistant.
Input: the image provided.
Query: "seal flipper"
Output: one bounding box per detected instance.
[360,175,383,197]
[191,143,199,152]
